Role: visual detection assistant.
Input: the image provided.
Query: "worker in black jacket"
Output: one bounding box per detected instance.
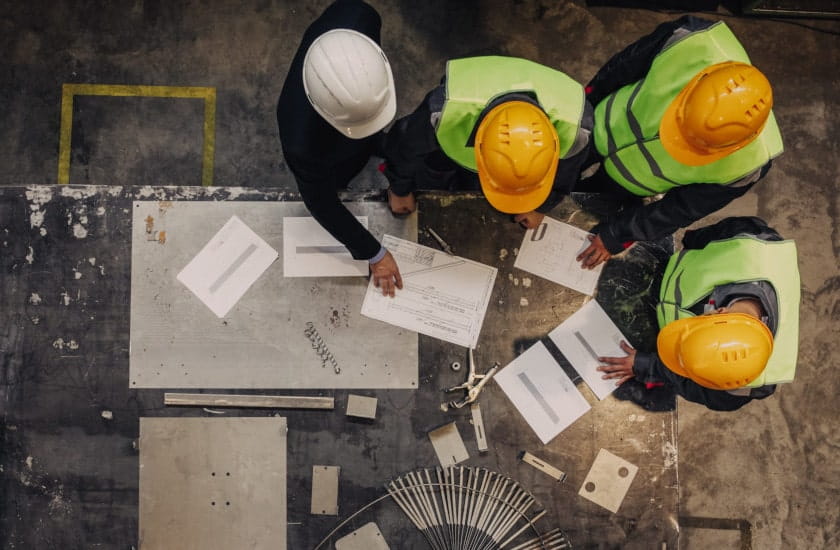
[575,16,783,269]
[277,0,402,296]
[597,217,800,412]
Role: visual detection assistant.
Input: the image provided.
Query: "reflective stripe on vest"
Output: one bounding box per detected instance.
[593,22,784,196]
[436,56,584,171]
[657,237,800,386]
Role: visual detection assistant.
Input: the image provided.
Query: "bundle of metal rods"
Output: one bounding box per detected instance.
[386,467,572,550]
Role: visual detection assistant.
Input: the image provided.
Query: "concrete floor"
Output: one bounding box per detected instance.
[1,0,839,548]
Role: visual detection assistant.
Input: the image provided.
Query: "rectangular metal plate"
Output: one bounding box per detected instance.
[129,201,418,388]
[346,394,378,419]
[139,417,287,550]
[311,465,340,516]
[428,422,469,467]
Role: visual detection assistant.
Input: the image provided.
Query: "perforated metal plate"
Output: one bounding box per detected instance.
[139,417,287,550]
[130,201,418,388]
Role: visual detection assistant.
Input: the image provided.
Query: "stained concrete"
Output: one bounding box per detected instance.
[0,0,839,548]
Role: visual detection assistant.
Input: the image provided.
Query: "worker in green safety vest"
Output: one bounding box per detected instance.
[596,217,800,412]
[382,56,593,228]
[574,16,783,270]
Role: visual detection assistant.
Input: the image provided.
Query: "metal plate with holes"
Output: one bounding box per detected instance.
[311,465,340,516]
[129,201,417,389]
[138,417,287,550]
[578,448,639,513]
[335,522,391,550]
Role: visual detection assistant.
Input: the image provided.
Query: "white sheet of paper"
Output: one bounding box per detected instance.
[283,216,369,277]
[548,299,632,400]
[176,215,278,318]
[514,217,603,295]
[360,235,497,348]
[494,342,590,444]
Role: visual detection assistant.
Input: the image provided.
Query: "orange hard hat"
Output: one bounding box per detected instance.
[474,101,559,214]
[660,61,773,166]
[657,313,773,390]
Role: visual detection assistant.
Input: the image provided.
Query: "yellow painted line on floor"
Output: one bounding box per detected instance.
[58,84,217,186]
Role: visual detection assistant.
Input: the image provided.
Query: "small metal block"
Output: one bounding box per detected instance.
[346,394,377,420]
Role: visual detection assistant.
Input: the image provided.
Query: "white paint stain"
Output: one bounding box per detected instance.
[52,338,65,349]
[513,277,519,286]
[59,186,98,200]
[72,223,88,239]
[60,292,71,306]
[68,340,79,350]
[519,297,529,307]
[99,265,106,276]
[522,277,532,288]
[25,186,54,206]
[662,441,678,468]
[31,316,40,325]
[39,227,47,236]
[88,257,96,266]
[96,206,106,215]
[507,273,514,281]
[25,456,33,469]
[513,247,519,256]
[30,209,45,229]
[25,246,34,264]
[73,269,82,280]
[29,293,42,305]
[499,248,509,261]
[628,414,646,422]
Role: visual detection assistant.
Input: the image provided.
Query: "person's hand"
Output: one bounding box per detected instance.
[596,340,636,386]
[370,250,403,297]
[576,234,611,269]
[387,189,416,216]
[513,211,545,229]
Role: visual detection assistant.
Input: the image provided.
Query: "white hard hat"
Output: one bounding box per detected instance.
[303,29,396,139]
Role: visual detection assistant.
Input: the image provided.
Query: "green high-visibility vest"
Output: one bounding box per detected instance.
[657,237,800,387]
[436,56,584,171]
[593,22,784,196]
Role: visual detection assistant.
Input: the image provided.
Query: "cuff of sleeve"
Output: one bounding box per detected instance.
[592,222,626,254]
[368,247,387,264]
[632,352,664,384]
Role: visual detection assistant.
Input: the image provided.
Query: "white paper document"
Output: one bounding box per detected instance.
[495,342,590,444]
[548,299,632,400]
[283,216,369,277]
[514,217,603,295]
[176,215,278,318]
[360,235,497,348]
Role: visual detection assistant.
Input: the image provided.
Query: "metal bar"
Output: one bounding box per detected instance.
[164,392,334,409]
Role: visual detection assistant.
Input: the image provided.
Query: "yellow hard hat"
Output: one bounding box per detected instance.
[657,313,773,390]
[474,101,559,214]
[659,61,773,166]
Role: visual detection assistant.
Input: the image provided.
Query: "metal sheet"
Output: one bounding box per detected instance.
[130,201,418,388]
[138,417,287,550]
[335,522,391,550]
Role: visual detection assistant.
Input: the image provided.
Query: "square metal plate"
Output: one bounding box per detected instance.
[139,417,287,550]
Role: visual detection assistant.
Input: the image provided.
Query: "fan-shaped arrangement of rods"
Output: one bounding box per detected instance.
[386,467,572,550]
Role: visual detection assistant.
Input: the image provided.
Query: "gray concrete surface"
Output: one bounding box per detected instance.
[1,0,838,548]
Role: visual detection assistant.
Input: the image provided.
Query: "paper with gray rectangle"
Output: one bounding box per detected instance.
[494,342,590,444]
[514,217,603,295]
[283,216,369,277]
[548,299,632,400]
[130,201,417,389]
[176,215,278,318]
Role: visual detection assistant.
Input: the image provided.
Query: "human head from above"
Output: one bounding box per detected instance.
[657,298,774,390]
[660,61,773,166]
[474,100,559,214]
[303,28,396,139]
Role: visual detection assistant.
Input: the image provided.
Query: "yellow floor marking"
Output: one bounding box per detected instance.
[58,84,216,186]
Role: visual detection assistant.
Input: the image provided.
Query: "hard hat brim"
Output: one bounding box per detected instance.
[656,318,692,378]
[478,166,555,214]
[333,85,396,139]
[659,93,737,167]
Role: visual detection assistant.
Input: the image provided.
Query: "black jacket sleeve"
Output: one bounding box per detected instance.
[592,170,768,253]
[286,155,382,260]
[632,351,774,411]
[681,215,783,248]
[586,16,715,106]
